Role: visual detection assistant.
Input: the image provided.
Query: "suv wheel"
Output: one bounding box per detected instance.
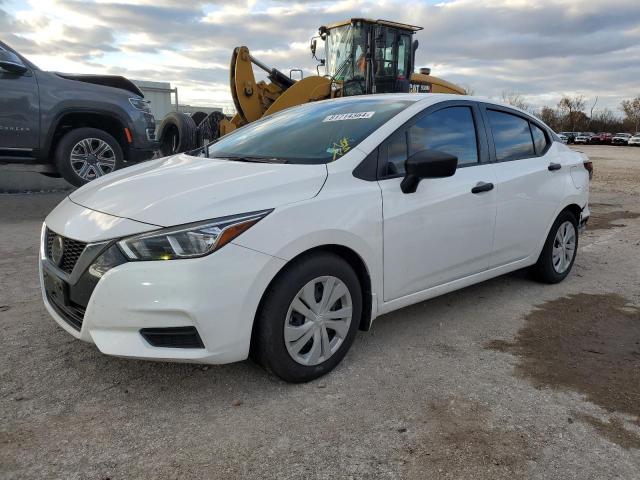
[252,253,362,383]
[55,128,123,187]
[530,210,578,284]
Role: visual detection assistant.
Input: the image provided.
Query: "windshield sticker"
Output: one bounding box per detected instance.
[327,137,352,161]
[323,111,375,122]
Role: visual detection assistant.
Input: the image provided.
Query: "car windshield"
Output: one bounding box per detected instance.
[205,97,413,164]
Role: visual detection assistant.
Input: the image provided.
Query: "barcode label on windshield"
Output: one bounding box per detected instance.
[323,111,375,122]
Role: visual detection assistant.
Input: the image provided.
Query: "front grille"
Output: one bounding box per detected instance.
[46,228,87,274]
[46,292,85,331]
[140,327,205,349]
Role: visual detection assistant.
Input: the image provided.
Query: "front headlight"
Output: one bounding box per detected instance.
[117,210,271,261]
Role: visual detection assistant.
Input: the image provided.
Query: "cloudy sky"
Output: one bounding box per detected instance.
[2,0,639,113]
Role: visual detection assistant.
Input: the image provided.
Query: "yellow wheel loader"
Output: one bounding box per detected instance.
[159,18,465,154]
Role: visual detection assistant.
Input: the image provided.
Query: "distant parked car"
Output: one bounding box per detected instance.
[574,132,595,144]
[612,133,632,145]
[559,132,577,144]
[629,134,640,146]
[592,132,612,144]
[557,133,568,144]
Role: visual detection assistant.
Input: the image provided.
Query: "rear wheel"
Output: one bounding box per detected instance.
[530,210,578,283]
[55,127,123,187]
[252,253,362,383]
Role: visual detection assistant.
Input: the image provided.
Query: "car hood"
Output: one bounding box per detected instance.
[54,73,144,97]
[69,154,328,227]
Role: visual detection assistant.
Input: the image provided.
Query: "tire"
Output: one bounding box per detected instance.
[158,112,197,157]
[54,127,123,187]
[190,111,208,127]
[196,111,226,147]
[251,253,362,383]
[530,210,578,284]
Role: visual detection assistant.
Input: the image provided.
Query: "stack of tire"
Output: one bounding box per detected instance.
[158,110,227,157]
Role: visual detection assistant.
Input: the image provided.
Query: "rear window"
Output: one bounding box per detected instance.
[206,98,413,164]
[487,110,535,161]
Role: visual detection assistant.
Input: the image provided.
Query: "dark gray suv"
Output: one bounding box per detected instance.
[0,41,158,186]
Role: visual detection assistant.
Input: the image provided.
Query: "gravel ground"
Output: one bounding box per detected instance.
[1,145,639,479]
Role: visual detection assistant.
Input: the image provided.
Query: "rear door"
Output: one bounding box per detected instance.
[0,44,39,152]
[379,101,497,301]
[481,105,566,267]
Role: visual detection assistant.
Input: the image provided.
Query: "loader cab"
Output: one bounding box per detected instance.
[317,18,421,96]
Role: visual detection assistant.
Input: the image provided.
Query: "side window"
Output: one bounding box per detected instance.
[487,110,535,161]
[386,130,408,175]
[530,123,548,155]
[375,27,395,77]
[397,35,411,79]
[408,106,479,166]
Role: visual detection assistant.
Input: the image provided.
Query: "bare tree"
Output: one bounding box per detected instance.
[620,95,640,133]
[589,96,598,127]
[557,95,586,131]
[501,90,530,112]
[592,108,616,132]
[537,106,560,131]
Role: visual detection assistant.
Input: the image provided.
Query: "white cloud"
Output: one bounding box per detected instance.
[1,0,639,112]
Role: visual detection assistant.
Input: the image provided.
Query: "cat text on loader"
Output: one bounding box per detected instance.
[221,19,465,138]
[159,18,466,154]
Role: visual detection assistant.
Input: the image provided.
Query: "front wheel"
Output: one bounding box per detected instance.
[55,128,123,187]
[530,211,578,284]
[251,253,362,383]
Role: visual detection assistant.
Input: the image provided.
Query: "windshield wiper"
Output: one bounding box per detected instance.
[218,155,287,164]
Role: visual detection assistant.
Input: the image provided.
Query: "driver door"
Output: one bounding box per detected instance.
[0,45,39,151]
[379,102,497,301]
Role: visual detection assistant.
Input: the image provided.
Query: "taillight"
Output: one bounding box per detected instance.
[583,160,593,180]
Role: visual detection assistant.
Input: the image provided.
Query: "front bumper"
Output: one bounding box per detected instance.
[124,145,157,163]
[40,215,285,364]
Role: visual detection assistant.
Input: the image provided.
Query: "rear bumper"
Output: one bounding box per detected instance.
[579,205,590,233]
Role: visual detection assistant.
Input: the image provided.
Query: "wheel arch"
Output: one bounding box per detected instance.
[252,244,374,343]
[560,203,582,223]
[534,202,584,261]
[45,109,129,159]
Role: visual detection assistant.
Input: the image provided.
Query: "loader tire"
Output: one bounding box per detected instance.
[158,112,197,156]
[197,111,227,146]
[190,111,208,127]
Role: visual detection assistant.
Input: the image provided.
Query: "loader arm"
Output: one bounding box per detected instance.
[226,46,332,136]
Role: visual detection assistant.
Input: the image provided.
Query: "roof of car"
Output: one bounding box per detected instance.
[323,93,534,111]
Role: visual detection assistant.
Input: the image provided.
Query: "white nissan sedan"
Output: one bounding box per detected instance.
[40,94,591,382]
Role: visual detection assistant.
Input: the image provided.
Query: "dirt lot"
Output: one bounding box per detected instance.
[1,144,639,479]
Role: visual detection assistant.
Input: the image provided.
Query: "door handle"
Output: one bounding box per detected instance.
[548,162,562,171]
[471,182,494,194]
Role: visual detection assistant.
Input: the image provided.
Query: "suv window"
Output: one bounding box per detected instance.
[530,123,548,155]
[487,109,535,161]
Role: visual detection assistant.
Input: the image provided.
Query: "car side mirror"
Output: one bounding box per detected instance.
[400,149,458,194]
[0,50,28,75]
